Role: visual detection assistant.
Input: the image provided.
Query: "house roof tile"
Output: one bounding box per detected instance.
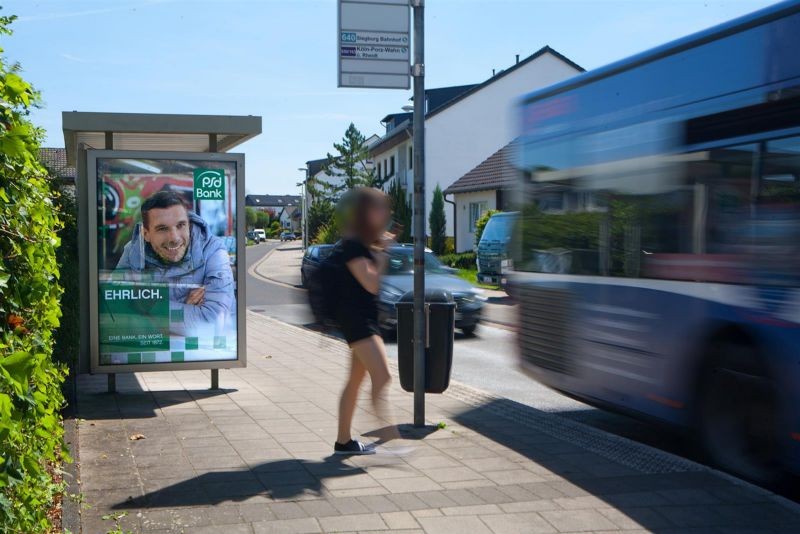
[39,147,76,181]
[444,142,519,195]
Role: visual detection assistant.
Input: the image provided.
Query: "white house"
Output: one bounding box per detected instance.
[370,46,583,252]
[444,142,519,251]
[245,194,302,231]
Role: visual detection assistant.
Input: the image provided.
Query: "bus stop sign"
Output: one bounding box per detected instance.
[338,0,410,89]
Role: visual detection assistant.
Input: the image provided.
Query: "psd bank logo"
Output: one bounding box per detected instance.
[193,169,225,200]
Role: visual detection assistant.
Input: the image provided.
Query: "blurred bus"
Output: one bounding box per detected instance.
[513,0,800,485]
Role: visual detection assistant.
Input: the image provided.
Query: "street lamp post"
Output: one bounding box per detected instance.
[297,167,308,250]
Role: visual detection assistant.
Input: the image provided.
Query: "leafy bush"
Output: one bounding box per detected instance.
[314,222,340,245]
[267,220,282,238]
[0,14,68,532]
[439,252,477,270]
[51,182,78,403]
[307,198,334,242]
[443,236,455,255]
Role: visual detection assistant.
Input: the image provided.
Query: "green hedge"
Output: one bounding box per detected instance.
[439,252,477,270]
[0,15,68,533]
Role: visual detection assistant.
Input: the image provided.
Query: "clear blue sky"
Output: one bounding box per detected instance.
[3,0,776,194]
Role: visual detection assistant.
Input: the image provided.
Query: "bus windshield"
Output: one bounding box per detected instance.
[481,214,518,243]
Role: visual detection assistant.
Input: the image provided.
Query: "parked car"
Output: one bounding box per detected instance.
[300,244,334,287]
[378,245,485,336]
[280,231,296,242]
[246,230,260,244]
[254,229,267,242]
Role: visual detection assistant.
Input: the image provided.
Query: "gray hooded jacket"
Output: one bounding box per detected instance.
[114,212,235,335]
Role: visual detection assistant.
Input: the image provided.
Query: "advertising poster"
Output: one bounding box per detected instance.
[93,155,241,368]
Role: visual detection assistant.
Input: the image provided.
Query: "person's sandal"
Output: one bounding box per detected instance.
[334,439,376,455]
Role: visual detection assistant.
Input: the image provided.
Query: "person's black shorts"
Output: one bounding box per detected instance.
[338,314,381,345]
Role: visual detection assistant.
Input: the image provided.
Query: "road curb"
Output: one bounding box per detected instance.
[247,244,305,292]
[61,417,81,534]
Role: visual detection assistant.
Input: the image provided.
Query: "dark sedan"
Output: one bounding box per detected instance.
[378,246,485,335]
[300,244,334,287]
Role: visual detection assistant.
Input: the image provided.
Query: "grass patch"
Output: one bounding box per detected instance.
[456,268,499,290]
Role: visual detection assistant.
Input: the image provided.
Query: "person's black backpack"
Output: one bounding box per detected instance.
[306,248,341,331]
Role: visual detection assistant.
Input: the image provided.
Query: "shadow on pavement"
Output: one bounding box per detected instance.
[113,456,366,509]
[452,397,798,531]
[76,374,233,420]
[111,425,441,510]
[486,295,514,306]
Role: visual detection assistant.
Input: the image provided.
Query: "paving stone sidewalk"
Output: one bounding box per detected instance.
[252,242,303,287]
[73,312,800,533]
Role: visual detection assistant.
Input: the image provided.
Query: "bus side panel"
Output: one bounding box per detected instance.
[517,277,766,427]
[742,314,800,475]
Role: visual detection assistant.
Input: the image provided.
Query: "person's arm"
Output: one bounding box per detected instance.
[182,248,235,328]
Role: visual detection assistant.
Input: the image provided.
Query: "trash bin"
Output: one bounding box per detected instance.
[395,289,455,393]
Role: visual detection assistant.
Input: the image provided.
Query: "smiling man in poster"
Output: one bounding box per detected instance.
[114,190,235,337]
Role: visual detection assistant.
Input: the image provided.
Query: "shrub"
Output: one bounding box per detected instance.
[267,220,282,238]
[51,182,79,404]
[0,14,68,532]
[314,222,339,245]
[307,198,334,242]
[439,252,477,270]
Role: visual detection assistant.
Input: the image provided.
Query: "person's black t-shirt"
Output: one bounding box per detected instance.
[329,238,379,325]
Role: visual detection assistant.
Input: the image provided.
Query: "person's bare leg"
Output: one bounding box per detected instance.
[350,335,401,442]
[337,354,367,444]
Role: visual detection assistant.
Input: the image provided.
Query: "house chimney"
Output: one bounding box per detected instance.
[492,68,496,76]
[516,54,520,64]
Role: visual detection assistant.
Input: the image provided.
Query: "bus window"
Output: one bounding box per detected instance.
[749,136,800,286]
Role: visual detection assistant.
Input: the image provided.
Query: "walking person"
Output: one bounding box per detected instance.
[329,187,402,455]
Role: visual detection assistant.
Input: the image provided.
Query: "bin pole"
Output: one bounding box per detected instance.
[411,0,426,427]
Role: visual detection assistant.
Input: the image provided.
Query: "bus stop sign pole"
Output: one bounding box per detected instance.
[411,0,426,427]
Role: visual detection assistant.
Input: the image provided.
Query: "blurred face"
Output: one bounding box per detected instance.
[142,204,190,264]
[365,198,390,239]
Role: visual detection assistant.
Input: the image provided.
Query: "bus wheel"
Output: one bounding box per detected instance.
[697,343,782,487]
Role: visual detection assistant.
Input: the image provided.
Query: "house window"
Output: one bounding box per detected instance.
[389,155,395,177]
[377,164,381,179]
[469,201,488,232]
[383,159,388,177]
[408,146,413,169]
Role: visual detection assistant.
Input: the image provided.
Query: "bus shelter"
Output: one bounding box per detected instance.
[64,112,262,391]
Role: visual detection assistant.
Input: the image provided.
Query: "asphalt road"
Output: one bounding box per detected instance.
[245,243,693,456]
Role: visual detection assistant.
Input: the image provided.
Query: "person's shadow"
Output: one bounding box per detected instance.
[113,454,410,509]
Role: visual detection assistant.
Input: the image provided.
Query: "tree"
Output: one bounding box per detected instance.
[255,210,271,229]
[245,206,257,230]
[388,179,412,243]
[307,198,335,243]
[312,123,380,202]
[268,220,282,238]
[429,185,446,254]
